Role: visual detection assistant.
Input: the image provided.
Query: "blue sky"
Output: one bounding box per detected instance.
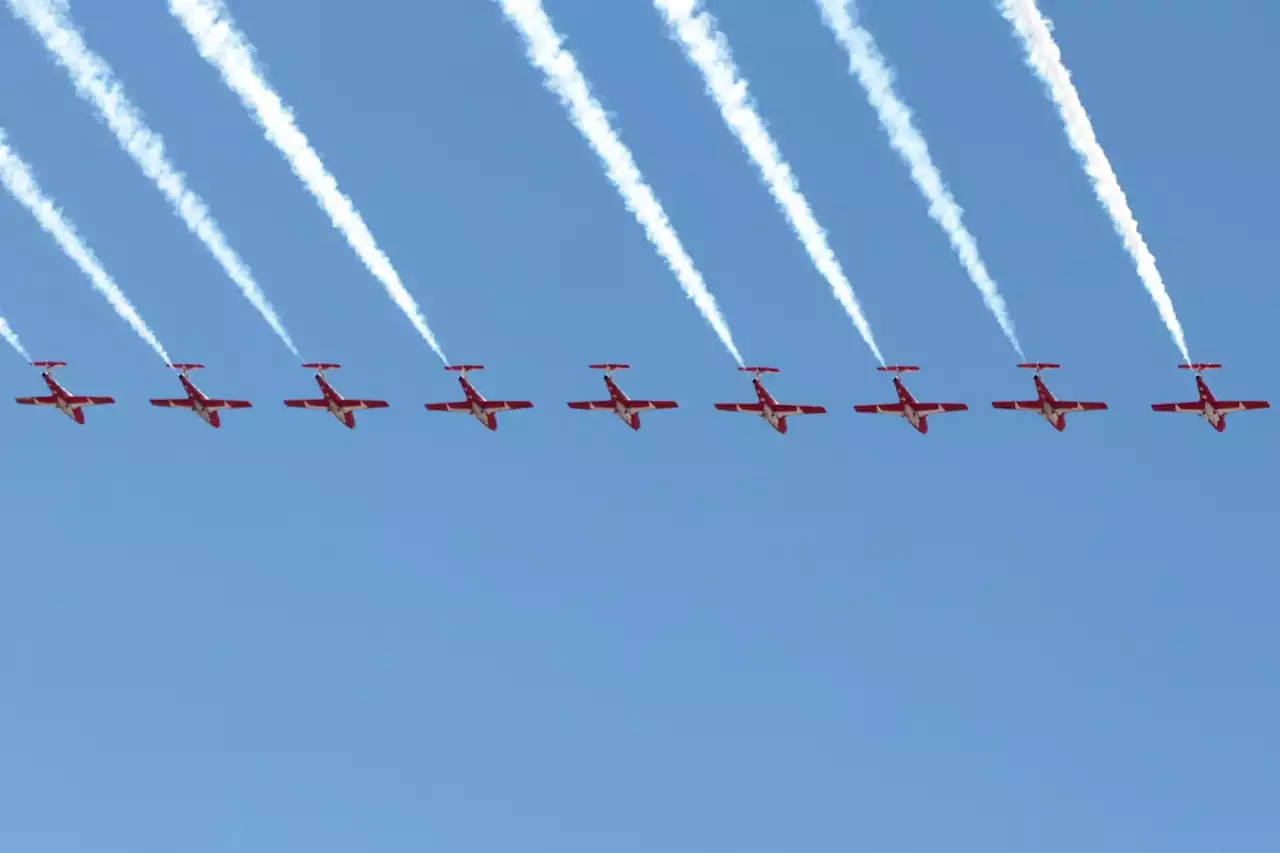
[1,0,1276,850]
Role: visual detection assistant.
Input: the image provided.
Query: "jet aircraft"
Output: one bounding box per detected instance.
[283,363,389,429]
[567,364,678,430]
[424,365,533,431]
[714,367,825,434]
[991,363,1107,431]
[854,366,967,434]
[1151,363,1269,432]
[14,361,114,424]
[149,363,252,428]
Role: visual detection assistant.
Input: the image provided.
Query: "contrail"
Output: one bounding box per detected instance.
[8,0,299,357]
[0,311,31,360]
[819,0,1023,358]
[168,0,447,363]
[654,0,884,365]
[1000,0,1190,362]
[495,0,743,364]
[0,130,170,362]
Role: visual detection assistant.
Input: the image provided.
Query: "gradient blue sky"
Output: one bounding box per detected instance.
[1,1,1276,851]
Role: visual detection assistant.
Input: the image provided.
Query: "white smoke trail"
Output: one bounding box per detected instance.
[0,130,170,362]
[494,0,743,364]
[1000,0,1190,362]
[0,312,31,360]
[819,0,1024,358]
[654,0,884,365]
[168,0,448,363]
[8,0,299,357]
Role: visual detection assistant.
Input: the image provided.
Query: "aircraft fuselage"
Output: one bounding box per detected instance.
[40,374,79,421]
[316,377,351,425]
[754,379,786,433]
[459,378,497,430]
[181,377,218,426]
[604,377,639,427]
[895,379,926,433]
[1195,378,1226,430]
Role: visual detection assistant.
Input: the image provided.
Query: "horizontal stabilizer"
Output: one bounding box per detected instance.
[739,366,779,374]
[302,362,341,371]
[877,365,919,374]
[588,363,630,371]
[1017,362,1060,371]
[31,360,67,369]
[445,364,484,372]
[168,362,204,371]
[1179,363,1221,371]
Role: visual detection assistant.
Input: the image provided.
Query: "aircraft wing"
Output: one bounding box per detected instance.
[482,400,533,413]
[1211,400,1270,413]
[770,404,826,415]
[715,402,765,414]
[854,403,905,414]
[1152,402,1204,413]
[150,398,196,408]
[16,395,58,405]
[67,396,115,405]
[913,403,968,415]
[285,398,328,410]
[626,400,679,412]
[567,400,614,411]
[1052,401,1108,413]
[426,401,472,412]
[342,399,389,410]
[991,400,1040,411]
[204,399,253,410]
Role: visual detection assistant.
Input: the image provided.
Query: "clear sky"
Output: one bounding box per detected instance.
[1,1,1276,850]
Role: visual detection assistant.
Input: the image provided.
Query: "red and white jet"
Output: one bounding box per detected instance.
[991,363,1107,431]
[149,363,252,428]
[1151,363,1269,432]
[567,363,678,430]
[283,362,389,429]
[14,361,114,424]
[854,366,967,434]
[714,366,826,434]
[424,365,533,431]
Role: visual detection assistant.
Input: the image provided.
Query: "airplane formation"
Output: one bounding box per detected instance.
[0,2,1267,450]
[13,360,1270,434]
